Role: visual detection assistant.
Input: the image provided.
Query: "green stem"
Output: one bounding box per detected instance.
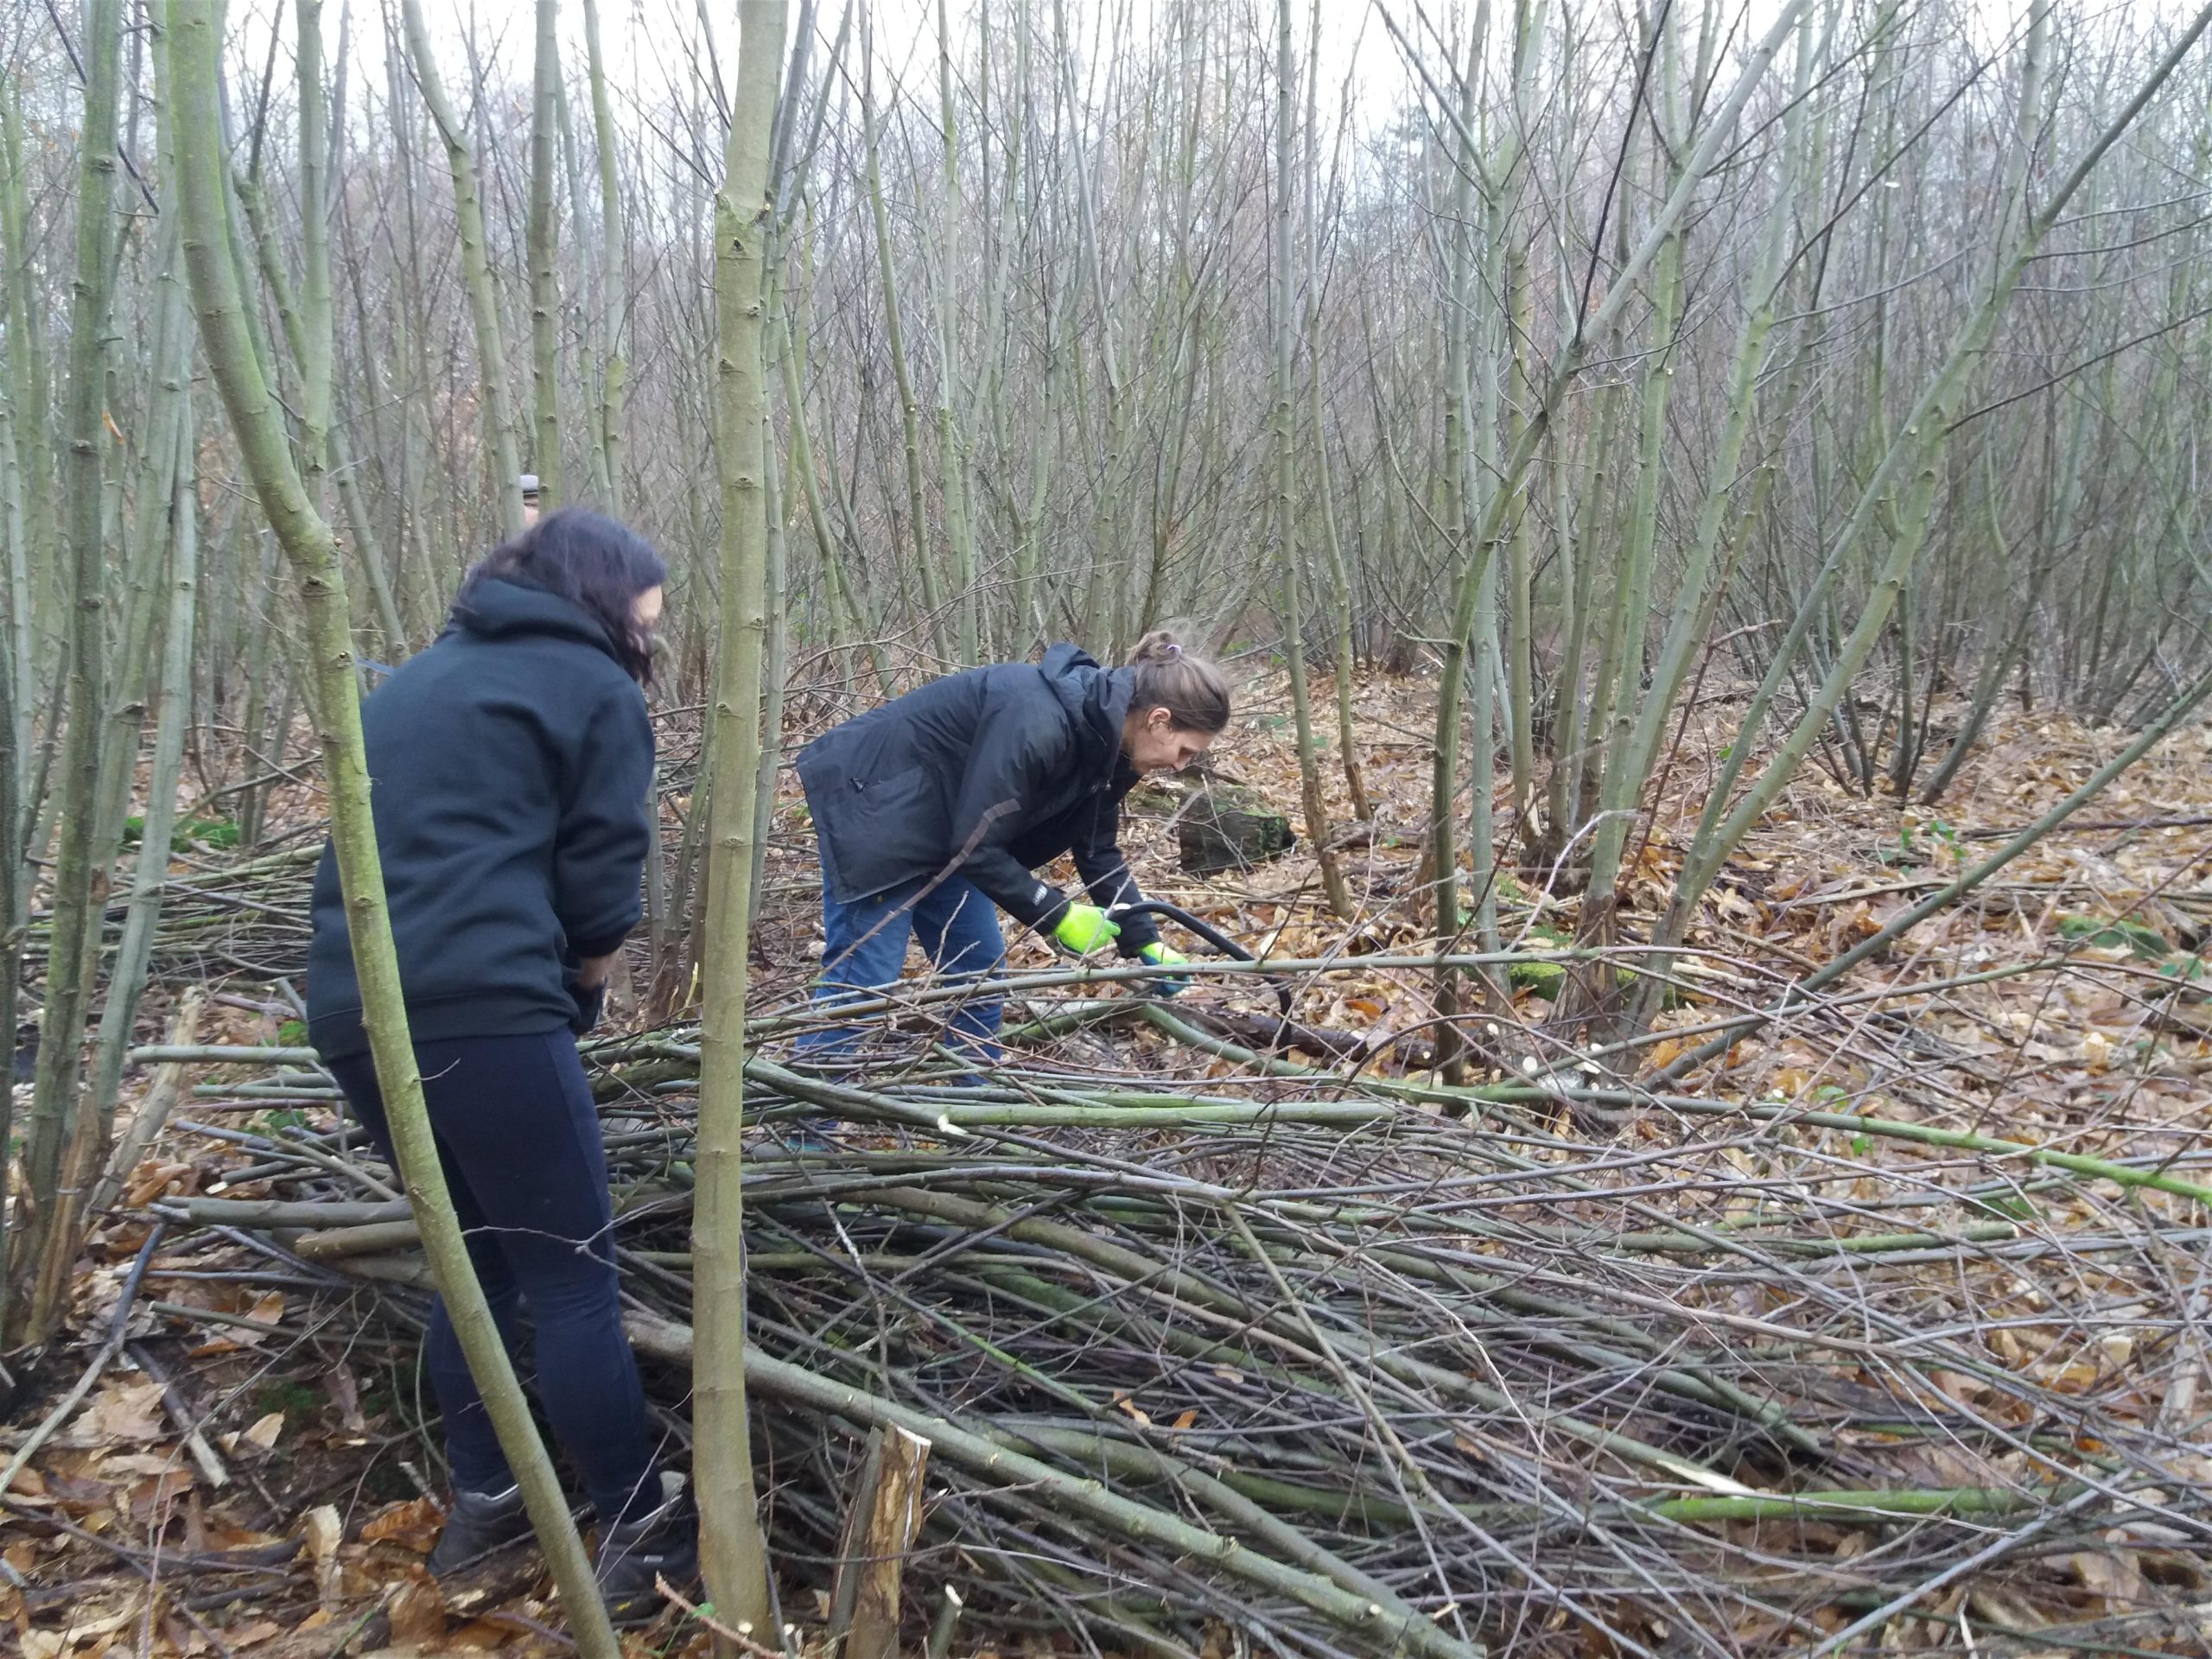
[694,0,786,1637]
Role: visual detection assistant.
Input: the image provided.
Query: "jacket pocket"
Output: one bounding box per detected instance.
[830,764,941,897]
[855,762,929,808]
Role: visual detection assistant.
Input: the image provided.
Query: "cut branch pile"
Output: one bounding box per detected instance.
[19,844,320,990]
[106,952,2212,1658]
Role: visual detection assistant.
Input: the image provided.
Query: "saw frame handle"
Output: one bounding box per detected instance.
[1109,899,1294,1020]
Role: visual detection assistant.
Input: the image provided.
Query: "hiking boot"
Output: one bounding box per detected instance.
[428,1484,533,1575]
[595,1477,698,1625]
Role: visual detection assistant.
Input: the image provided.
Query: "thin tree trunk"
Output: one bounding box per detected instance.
[1920,449,2059,804]
[695,0,787,1641]
[530,0,563,507]
[9,0,123,1338]
[334,429,408,654]
[861,10,950,663]
[1273,0,1346,920]
[581,0,626,513]
[1503,245,1535,844]
[1054,0,1131,655]
[235,533,282,850]
[92,412,197,1148]
[1542,401,1605,854]
[782,273,884,690]
[1584,157,1686,910]
[935,0,979,662]
[1593,7,1814,930]
[236,152,407,658]
[1301,0,1368,822]
[1426,20,1481,1079]
[70,186,196,1185]
[400,0,527,537]
[1424,0,1812,1057]
[297,0,334,500]
[0,81,47,782]
[751,277,794,912]
[550,80,612,517]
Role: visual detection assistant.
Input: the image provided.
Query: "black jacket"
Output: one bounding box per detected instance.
[307,578,656,1059]
[797,644,1161,955]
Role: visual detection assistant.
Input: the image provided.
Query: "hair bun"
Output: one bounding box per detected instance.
[1129,629,1185,666]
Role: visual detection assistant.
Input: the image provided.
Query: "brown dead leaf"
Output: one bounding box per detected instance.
[360,1496,446,1554]
[122,1161,194,1208]
[85,1379,168,1443]
[387,1574,450,1648]
[239,1411,285,1452]
[102,1452,188,1477]
[199,1291,289,1355]
[203,1522,284,1551]
[2048,1360,2103,1395]
[2060,1544,2148,1608]
[127,1468,195,1525]
[326,1363,366,1433]
[303,1503,344,1610]
[1929,1369,1987,1406]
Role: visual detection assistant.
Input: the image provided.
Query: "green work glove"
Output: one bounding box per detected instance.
[1138,941,1192,996]
[1052,904,1121,955]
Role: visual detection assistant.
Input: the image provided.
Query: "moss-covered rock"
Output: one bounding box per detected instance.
[1177,782,1296,874]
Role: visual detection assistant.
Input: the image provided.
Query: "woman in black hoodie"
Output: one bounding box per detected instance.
[307,510,688,1619]
[795,632,1233,1065]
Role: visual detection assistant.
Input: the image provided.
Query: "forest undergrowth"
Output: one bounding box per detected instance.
[5,672,2212,1659]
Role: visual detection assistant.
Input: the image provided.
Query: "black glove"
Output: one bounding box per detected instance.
[567,980,607,1037]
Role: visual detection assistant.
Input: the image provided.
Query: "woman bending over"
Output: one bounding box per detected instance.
[795,632,1233,1065]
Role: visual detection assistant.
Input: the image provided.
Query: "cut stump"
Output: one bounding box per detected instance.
[828,1424,932,1659]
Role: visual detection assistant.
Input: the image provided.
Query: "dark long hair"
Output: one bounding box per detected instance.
[457,507,667,683]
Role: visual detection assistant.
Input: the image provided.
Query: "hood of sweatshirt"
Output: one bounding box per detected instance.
[1038,642,1134,777]
[450,576,624,665]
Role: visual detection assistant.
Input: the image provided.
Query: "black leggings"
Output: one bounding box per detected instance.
[329,1030,659,1524]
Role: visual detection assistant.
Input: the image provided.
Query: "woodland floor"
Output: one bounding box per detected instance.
[5,671,2212,1659]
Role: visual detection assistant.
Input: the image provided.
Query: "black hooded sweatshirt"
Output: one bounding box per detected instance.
[307,578,656,1060]
[796,644,1162,956]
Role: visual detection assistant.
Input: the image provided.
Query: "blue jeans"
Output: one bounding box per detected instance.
[797,874,1007,1061]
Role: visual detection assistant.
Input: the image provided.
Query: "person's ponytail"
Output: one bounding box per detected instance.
[1128,631,1232,733]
